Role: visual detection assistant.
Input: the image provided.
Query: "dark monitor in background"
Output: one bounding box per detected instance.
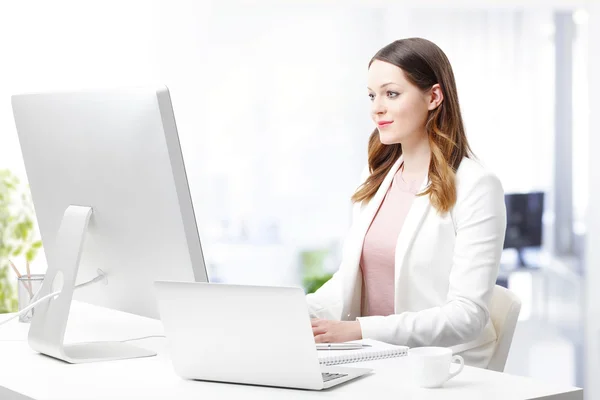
[503,191,544,267]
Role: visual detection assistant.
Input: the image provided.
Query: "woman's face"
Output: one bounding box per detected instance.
[367,60,436,145]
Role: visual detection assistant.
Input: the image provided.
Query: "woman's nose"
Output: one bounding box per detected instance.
[372,98,386,114]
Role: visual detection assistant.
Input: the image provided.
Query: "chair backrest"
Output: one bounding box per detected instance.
[487,285,522,372]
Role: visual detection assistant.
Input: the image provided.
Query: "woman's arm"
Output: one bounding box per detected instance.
[356,172,506,347]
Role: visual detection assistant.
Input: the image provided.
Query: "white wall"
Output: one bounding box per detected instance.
[585,3,600,399]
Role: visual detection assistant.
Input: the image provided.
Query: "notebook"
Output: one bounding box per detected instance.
[317,339,408,366]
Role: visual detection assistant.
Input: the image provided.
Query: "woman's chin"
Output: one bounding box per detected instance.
[378,132,401,145]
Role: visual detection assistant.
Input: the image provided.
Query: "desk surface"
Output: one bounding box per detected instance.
[0,302,583,400]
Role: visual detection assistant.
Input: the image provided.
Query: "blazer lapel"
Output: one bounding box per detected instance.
[394,174,432,284]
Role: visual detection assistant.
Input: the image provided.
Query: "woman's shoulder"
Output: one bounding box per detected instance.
[455,157,504,198]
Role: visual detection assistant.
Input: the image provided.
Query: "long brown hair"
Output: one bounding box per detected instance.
[351,38,473,214]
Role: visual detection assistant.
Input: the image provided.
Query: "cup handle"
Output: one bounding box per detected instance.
[447,355,464,381]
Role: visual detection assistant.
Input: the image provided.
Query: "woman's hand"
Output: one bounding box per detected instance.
[311,318,363,343]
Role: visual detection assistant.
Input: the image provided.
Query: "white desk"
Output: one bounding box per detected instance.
[0,302,583,400]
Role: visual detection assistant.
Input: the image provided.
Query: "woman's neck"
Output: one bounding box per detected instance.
[400,134,431,181]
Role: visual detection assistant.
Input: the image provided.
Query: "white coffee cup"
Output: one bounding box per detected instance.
[408,347,464,388]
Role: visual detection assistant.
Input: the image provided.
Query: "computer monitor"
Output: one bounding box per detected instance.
[503,191,544,267]
[11,86,208,363]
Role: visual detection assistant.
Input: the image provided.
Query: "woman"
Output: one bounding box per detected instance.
[306,37,506,368]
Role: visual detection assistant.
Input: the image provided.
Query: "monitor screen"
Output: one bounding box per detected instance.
[503,192,544,250]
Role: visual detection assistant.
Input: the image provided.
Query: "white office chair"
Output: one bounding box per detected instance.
[486,285,522,372]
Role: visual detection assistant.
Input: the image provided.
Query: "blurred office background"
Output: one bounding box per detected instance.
[1,0,599,398]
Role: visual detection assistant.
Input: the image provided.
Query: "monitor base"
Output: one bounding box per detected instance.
[27,205,157,364]
[514,248,540,269]
[59,341,156,364]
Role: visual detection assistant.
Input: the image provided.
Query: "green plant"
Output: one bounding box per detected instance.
[0,169,42,313]
[303,272,333,294]
[301,248,333,294]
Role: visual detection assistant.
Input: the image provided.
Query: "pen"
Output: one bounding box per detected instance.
[26,260,32,298]
[9,259,33,298]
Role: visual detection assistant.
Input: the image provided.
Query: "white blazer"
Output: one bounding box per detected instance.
[306,155,506,368]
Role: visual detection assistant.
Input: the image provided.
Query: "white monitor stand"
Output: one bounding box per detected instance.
[28,206,156,363]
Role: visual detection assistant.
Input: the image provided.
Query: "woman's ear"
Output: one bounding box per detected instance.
[427,84,444,110]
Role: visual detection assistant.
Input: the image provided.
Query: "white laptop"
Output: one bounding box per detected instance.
[154,281,372,390]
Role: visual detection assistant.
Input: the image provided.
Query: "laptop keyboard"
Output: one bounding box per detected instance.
[322,372,348,382]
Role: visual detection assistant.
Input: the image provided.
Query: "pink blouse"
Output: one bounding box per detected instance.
[360,165,423,316]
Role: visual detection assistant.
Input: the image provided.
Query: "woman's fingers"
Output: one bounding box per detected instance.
[314,333,330,343]
[312,325,327,336]
[311,318,328,337]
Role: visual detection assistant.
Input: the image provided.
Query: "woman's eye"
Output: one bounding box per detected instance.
[387,91,399,98]
[368,93,375,101]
